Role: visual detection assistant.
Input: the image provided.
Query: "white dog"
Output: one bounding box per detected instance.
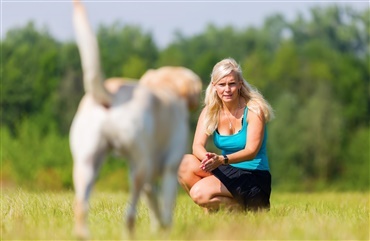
[70,0,202,239]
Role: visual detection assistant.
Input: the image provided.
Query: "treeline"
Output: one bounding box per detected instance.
[2,5,369,191]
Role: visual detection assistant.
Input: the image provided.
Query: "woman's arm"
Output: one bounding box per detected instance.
[227,108,265,164]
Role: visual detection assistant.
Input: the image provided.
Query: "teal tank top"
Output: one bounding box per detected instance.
[213,107,270,171]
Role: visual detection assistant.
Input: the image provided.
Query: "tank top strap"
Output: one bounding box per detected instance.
[242,106,248,125]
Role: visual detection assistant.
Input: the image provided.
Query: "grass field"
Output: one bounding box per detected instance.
[1,188,369,240]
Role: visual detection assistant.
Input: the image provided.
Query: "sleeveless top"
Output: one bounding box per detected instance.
[213,107,270,171]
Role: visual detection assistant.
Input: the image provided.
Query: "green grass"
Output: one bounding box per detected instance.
[1,189,369,240]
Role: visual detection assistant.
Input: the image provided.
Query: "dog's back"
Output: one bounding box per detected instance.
[103,84,188,168]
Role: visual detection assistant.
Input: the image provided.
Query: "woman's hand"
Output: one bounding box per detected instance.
[200,152,223,172]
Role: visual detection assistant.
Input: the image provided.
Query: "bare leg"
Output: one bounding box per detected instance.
[189,175,240,211]
[178,154,242,211]
[177,154,211,193]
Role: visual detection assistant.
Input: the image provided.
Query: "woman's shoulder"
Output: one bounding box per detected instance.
[199,106,208,115]
[197,106,209,121]
[246,103,265,123]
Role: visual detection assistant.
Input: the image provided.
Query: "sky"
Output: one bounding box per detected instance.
[1,1,369,48]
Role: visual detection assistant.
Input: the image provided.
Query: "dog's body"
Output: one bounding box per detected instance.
[71,1,201,239]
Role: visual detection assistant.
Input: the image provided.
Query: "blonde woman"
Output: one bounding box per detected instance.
[178,58,274,211]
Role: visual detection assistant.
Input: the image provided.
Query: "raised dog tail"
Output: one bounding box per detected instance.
[73,0,112,107]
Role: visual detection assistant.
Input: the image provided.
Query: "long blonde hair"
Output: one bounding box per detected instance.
[203,58,274,135]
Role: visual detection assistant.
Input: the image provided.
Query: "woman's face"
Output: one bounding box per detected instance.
[214,73,241,103]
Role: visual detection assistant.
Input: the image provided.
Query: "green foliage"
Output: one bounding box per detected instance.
[340,125,370,190]
[97,22,158,77]
[1,118,131,191]
[1,5,368,191]
[2,119,72,190]
[1,22,61,133]
[51,42,85,134]
[121,55,148,79]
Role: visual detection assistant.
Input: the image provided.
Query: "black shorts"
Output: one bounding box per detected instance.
[212,165,271,211]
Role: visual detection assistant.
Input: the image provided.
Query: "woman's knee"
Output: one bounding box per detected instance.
[189,184,208,206]
[177,154,199,191]
[178,154,197,177]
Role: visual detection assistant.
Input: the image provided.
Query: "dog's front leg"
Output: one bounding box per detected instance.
[160,164,180,229]
[125,165,146,235]
[143,183,161,231]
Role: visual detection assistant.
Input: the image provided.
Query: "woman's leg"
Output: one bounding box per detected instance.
[178,154,242,211]
[178,154,211,193]
[189,175,240,211]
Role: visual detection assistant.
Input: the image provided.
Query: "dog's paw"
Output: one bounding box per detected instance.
[74,225,90,240]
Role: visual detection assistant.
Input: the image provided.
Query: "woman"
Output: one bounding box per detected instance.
[178,58,274,212]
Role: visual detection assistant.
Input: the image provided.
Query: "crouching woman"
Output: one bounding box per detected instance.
[178,58,274,212]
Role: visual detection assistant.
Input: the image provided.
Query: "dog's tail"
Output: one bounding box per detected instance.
[73,0,112,107]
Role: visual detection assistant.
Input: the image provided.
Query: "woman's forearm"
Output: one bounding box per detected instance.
[192,144,208,161]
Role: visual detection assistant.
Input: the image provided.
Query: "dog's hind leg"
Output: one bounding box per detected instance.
[70,101,108,239]
[73,150,106,240]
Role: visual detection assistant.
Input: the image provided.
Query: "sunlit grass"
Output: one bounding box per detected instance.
[1,189,369,240]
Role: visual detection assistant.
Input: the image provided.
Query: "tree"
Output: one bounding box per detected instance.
[97,22,159,78]
[1,22,61,133]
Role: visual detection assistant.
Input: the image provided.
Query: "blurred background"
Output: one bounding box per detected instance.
[2,1,369,192]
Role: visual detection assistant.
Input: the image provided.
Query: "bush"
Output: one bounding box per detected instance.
[2,118,72,190]
[1,118,131,191]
